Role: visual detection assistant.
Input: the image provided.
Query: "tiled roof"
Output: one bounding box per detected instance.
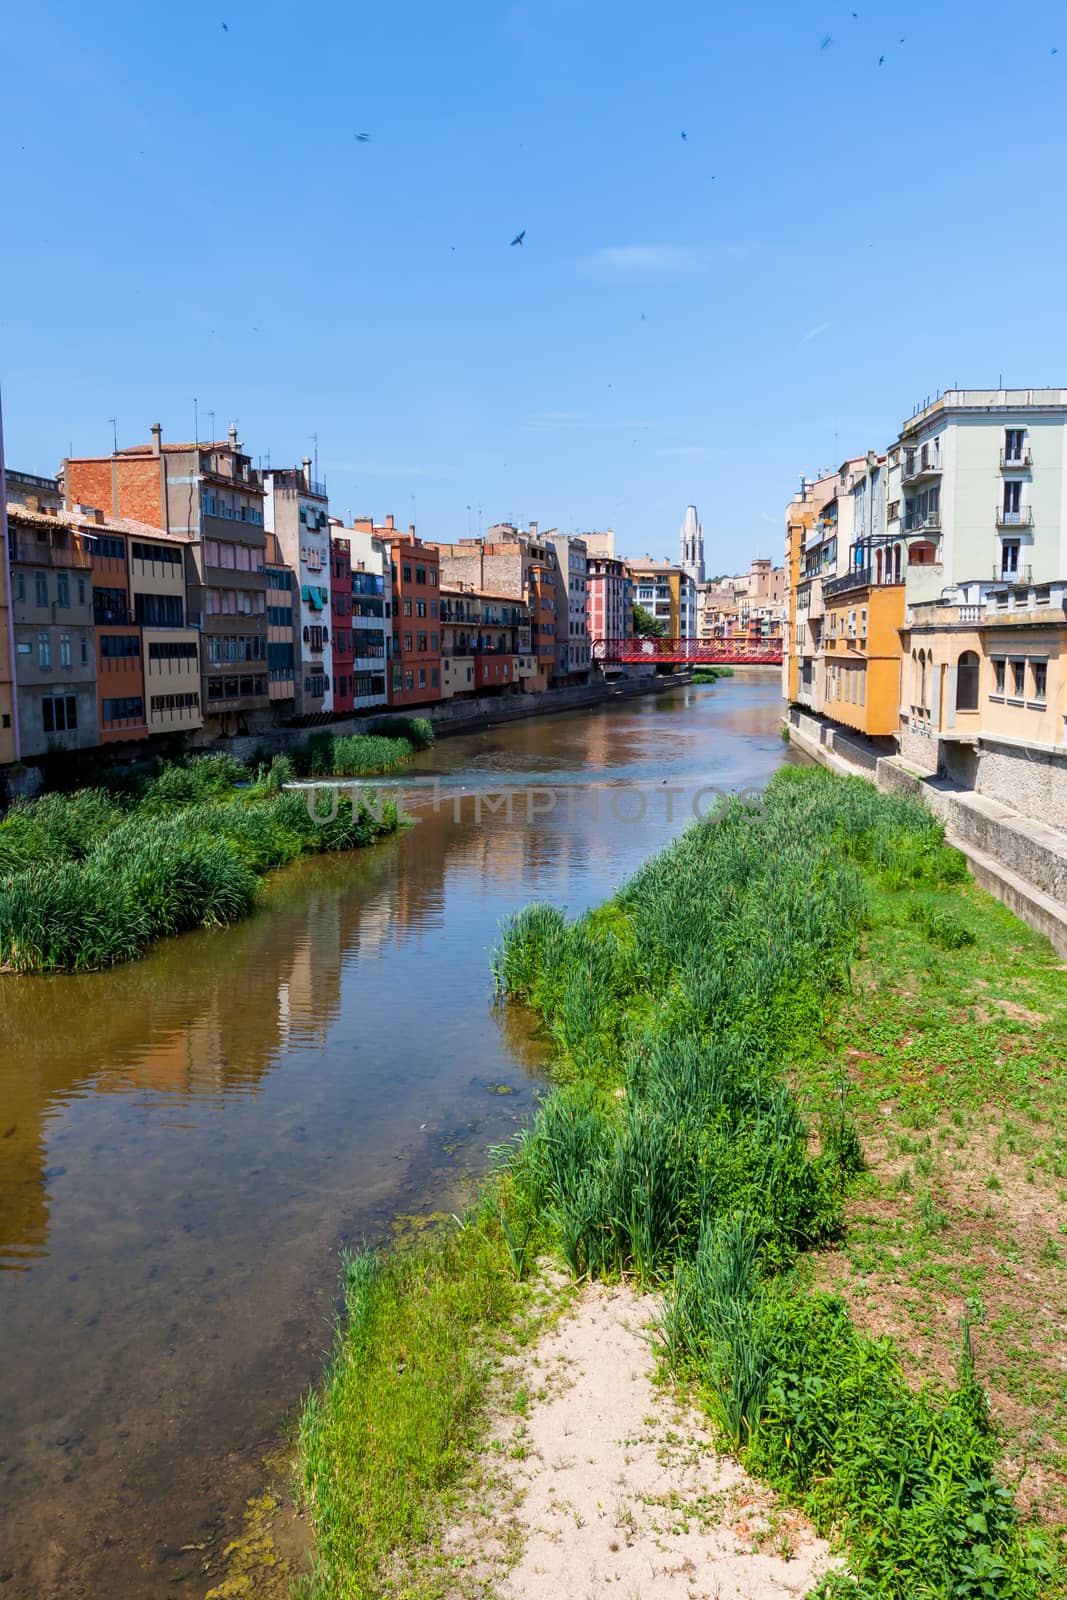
[116,440,230,456]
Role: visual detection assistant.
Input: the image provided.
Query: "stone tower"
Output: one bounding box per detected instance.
[679,504,704,585]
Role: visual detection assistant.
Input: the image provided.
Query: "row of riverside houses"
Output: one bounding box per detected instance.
[0,423,643,773]
[783,387,1067,825]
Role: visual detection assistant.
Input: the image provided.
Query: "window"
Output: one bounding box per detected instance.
[431,668,439,687]
[1002,480,1022,516]
[15,572,25,602]
[392,666,403,692]
[404,670,414,691]
[101,633,142,659]
[993,658,1006,696]
[1000,540,1020,578]
[418,667,427,688]
[77,577,86,605]
[34,571,48,607]
[430,599,438,619]
[102,696,144,723]
[429,569,437,586]
[134,593,184,627]
[56,572,70,608]
[956,650,979,711]
[1032,661,1048,701]
[416,599,426,617]
[431,631,438,651]
[403,564,412,582]
[1004,428,1026,463]
[37,631,51,668]
[59,633,73,668]
[1011,659,1025,697]
[81,637,88,666]
[403,598,412,616]
[42,694,77,733]
[415,565,426,585]
[404,631,413,651]
[132,540,182,567]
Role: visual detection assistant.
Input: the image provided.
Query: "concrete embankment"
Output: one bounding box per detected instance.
[201,671,693,764]
[787,705,1067,956]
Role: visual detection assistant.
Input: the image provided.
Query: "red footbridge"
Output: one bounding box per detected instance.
[593,635,783,667]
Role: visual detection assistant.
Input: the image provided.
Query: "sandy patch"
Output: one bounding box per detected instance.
[444,1281,836,1599]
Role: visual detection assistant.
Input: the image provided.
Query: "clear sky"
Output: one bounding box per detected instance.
[2,0,1064,572]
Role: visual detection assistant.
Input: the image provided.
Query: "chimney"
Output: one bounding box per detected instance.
[409,522,415,537]
[302,456,312,490]
[385,514,395,531]
[150,423,162,457]
[529,520,538,538]
[228,423,238,450]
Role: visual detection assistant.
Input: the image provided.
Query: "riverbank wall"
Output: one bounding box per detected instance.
[786,705,1067,956]
[194,671,693,766]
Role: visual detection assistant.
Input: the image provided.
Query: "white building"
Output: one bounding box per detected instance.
[545,531,591,681]
[263,462,333,717]
[331,521,392,712]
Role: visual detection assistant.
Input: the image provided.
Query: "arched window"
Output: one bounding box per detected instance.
[956,650,979,712]
[909,540,936,566]
[875,548,883,584]
[918,649,927,709]
[893,544,902,583]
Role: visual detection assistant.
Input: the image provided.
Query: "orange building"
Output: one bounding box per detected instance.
[90,519,148,743]
[354,517,442,708]
[821,576,904,736]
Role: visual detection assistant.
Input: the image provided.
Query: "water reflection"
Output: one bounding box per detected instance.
[0,675,788,1599]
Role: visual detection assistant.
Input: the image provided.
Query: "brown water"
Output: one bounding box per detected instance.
[0,675,791,1599]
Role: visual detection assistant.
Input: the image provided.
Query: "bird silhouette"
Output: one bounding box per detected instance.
[878,54,885,64]
[681,130,687,140]
[821,33,832,48]
[355,132,370,141]
[221,20,228,29]
[1053,46,1060,53]
[510,230,525,246]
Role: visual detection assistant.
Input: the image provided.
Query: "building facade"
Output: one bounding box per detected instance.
[545,532,591,683]
[436,524,556,692]
[7,506,98,758]
[380,521,442,708]
[628,559,696,637]
[63,424,269,737]
[337,522,390,712]
[265,530,297,715]
[263,463,332,720]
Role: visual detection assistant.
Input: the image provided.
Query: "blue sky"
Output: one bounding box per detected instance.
[2,0,1065,573]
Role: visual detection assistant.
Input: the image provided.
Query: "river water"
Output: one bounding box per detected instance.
[0,674,790,1599]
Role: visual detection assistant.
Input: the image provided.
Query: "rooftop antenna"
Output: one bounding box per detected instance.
[193,397,199,447]
[107,417,117,454]
[207,409,216,443]
[467,504,472,538]
[311,432,319,484]
[410,492,416,531]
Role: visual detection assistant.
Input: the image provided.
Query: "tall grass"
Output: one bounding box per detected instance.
[0,755,400,973]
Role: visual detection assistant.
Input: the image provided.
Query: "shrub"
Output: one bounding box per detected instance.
[364,714,434,750]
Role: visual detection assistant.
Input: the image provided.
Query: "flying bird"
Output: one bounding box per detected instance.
[221,20,228,29]
[821,33,833,48]
[681,130,687,140]
[510,230,525,246]
[1053,46,1060,53]
[355,132,370,141]
[878,54,885,64]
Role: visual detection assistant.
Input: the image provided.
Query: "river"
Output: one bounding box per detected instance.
[0,674,791,1598]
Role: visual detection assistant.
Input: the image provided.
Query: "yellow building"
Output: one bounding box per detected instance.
[821,575,905,736]
[627,560,697,636]
[901,591,1067,753]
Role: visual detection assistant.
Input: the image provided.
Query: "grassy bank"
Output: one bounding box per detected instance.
[294,768,1060,1599]
[689,665,735,683]
[0,742,412,973]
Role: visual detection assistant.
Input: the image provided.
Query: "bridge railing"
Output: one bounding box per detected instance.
[592,635,783,665]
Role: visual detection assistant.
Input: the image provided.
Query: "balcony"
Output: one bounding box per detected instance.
[1000,449,1032,470]
[9,533,94,570]
[902,454,942,484]
[823,565,872,599]
[995,505,1033,528]
[904,511,942,534]
[992,564,1033,584]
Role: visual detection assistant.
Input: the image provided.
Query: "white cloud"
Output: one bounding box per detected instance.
[798,321,832,346]
[578,243,750,280]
